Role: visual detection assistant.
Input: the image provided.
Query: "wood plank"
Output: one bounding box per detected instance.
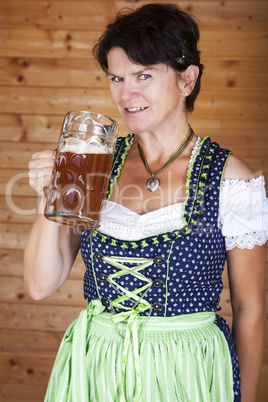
[0,248,85,279]
[0,169,38,197]
[0,222,32,249]
[0,196,39,224]
[0,28,96,59]
[0,113,128,142]
[194,90,268,121]
[0,329,64,354]
[1,86,268,120]
[0,141,55,168]
[0,351,53,385]
[1,113,268,147]
[200,30,268,60]
[0,381,47,401]
[0,2,266,401]
[0,57,105,88]
[257,373,268,400]
[203,60,268,91]
[1,28,267,60]
[1,302,84,331]
[256,346,268,398]
[0,113,64,142]
[0,276,85,307]
[0,1,267,31]
[0,222,84,251]
[0,249,24,277]
[0,86,117,117]
[1,57,267,90]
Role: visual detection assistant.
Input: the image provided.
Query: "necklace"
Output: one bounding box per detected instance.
[137,125,194,192]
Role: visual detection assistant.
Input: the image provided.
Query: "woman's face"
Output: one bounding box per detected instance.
[107,47,185,135]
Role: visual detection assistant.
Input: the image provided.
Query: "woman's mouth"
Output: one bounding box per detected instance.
[125,107,148,113]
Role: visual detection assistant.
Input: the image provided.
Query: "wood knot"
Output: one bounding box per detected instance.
[226,79,235,88]
[17,75,24,83]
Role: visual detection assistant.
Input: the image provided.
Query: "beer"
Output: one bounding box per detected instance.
[44,110,118,228]
[45,143,113,228]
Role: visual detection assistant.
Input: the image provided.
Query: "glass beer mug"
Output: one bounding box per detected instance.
[44,111,118,229]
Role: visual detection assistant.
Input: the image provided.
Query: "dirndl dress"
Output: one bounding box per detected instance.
[45,136,243,401]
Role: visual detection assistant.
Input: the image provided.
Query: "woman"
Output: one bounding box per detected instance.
[24,4,267,401]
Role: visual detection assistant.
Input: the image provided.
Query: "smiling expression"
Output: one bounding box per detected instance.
[107,47,186,135]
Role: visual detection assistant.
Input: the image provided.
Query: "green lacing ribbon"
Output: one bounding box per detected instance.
[99,255,155,401]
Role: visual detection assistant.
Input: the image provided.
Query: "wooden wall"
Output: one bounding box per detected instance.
[0,1,267,400]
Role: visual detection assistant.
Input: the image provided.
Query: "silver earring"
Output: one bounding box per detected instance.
[184,92,188,96]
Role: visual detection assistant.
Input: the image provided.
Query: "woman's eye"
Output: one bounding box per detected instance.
[139,74,151,80]
[110,76,123,83]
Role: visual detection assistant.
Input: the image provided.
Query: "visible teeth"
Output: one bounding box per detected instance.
[127,107,146,112]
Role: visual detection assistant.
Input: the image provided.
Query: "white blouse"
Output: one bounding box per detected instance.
[99,138,268,251]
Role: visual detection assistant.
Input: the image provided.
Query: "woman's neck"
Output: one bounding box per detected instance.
[134,120,193,165]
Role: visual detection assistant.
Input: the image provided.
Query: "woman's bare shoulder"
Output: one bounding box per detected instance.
[223,153,255,181]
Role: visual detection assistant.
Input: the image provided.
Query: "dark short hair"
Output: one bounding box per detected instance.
[93,3,204,112]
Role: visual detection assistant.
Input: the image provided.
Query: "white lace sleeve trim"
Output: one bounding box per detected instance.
[221,175,265,189]
[225,231,268,251]
[220,175,268,250]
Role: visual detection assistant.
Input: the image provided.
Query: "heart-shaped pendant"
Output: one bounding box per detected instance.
[146,177,160,192]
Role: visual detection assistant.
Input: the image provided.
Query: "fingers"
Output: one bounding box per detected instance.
[28,150,56,168]
[28,150,56,195]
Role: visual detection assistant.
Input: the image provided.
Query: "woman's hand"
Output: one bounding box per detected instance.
[28,150,56,196]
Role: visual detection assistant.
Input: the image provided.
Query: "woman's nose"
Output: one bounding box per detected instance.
[120,82,139,102]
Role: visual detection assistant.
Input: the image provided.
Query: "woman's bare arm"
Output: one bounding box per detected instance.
[223,153,266,400]
[227,245,266,401]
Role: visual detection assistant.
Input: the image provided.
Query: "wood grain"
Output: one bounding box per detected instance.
[0,0,267,400]
[0,328,64,354]
[1,113,268,145]
[0,381,48,401]
[1,86,267,119]
[0,169,38,197]
[1,1,267,31]
[1,58,267,90]
[0,276,86,306]
[0,248,85,279]
[1,303,85,332]
[1,28,267,60]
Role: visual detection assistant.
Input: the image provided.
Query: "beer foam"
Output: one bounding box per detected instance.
[62,140,111,154]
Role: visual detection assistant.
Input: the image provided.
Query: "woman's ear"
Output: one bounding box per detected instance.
[178,65,199,96]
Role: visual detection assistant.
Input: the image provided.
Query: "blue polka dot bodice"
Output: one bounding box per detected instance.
[80,135,231,318]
